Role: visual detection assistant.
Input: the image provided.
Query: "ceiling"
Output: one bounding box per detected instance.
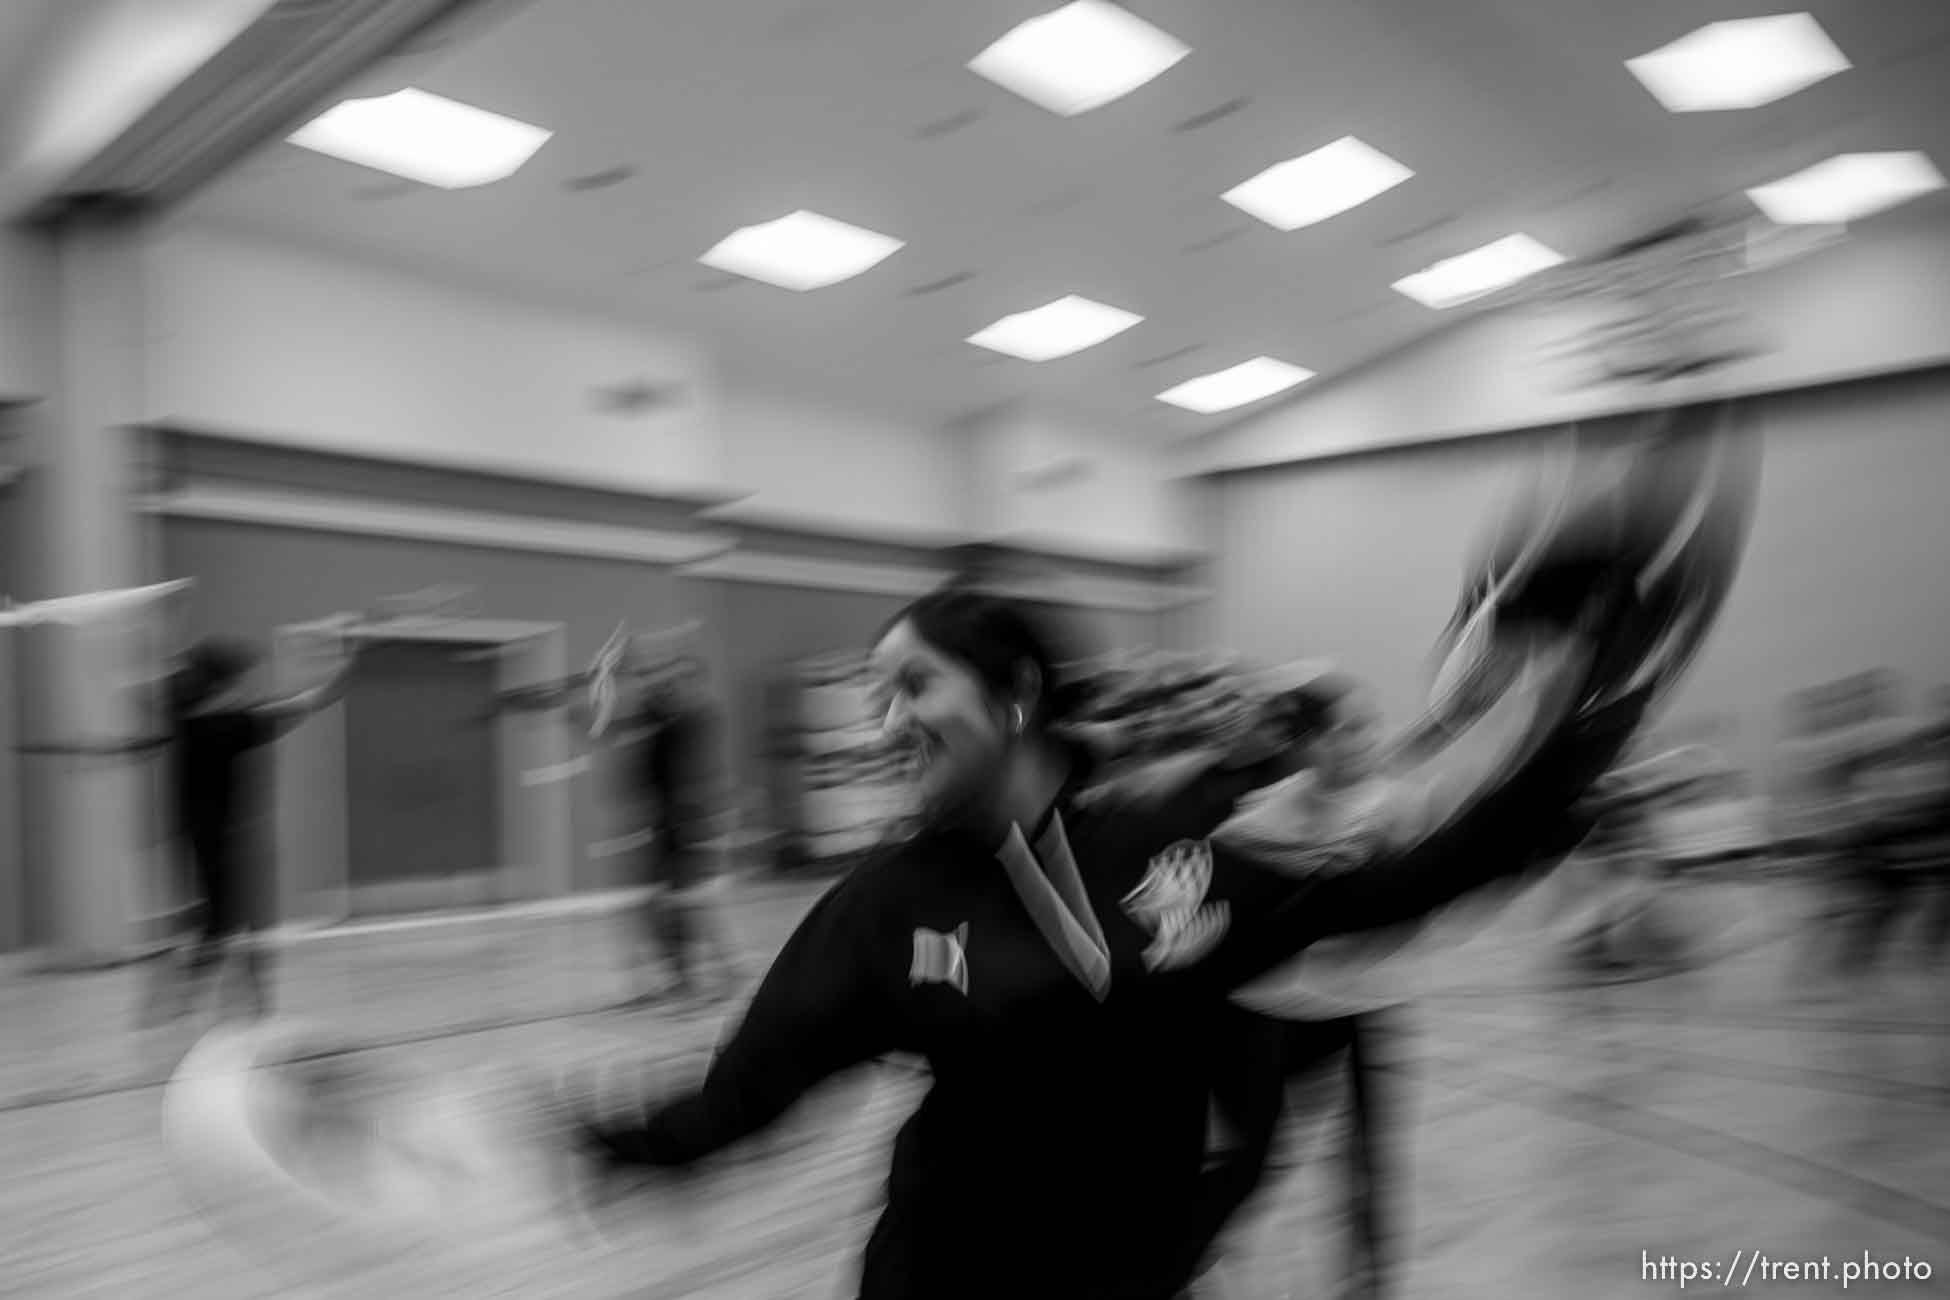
[0,0,67,152]
[182,0,1950,437]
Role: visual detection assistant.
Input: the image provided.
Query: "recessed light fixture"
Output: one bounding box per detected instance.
[1391,234,1566,309]
[288,88,552,188]
[1626,13,1849,113]
[1746,151,1946,225]
[967,295,1143,361]
[1157,357,1315,413]
[969,1,1190,117]
[1223,137,1414,231]
[699,211,905,291]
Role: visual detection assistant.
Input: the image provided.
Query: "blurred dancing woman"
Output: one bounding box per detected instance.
[632,653,734,1003]
[545,400,1759,1300]
[499,634,735,1005]
[557,569,1658,1297]
[146,633,358,1024]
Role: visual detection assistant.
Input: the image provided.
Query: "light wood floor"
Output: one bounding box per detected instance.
[3,873,1945,1298]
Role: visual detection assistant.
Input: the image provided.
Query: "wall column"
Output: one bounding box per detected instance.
[13,203,153,965]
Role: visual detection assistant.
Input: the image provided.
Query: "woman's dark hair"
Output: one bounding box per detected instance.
[194,637,261,684]
[1275,671,1363,744]
[882,588,1089,730]
[173,637,261,711]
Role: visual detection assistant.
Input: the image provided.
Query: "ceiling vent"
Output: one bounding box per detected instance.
[592,380,687,414]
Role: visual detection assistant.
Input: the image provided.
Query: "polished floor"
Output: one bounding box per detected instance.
[3,870,1945,1299]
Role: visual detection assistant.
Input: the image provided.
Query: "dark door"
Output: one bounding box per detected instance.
[344,639,499,915]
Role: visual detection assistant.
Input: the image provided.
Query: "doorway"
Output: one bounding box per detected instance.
[343,639,500,915]
[269,616,570,927]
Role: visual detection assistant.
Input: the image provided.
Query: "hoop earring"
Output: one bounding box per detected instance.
[1012,704,1025,735]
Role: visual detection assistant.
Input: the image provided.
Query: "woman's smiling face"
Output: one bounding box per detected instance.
[871,616,1013,819]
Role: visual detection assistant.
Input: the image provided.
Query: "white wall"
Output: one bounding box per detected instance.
[1196,211,1950,473]
[1209,368,1950,772]
[713,388,967,543]
[143,221,727,497]
[715,396,1205,562]
[141,223,1207,566]
[1211,436,1502,724]
[967,405,1203,565]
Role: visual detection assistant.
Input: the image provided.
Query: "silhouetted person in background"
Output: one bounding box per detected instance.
[143,633,357,1025]
[631,655,733,1004]
[1834,682,1950,974]
[497,640,736,1007]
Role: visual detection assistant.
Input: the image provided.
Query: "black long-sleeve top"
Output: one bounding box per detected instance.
[586,691,1639,1299]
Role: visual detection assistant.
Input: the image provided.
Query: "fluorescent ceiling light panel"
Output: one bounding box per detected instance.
[967,295,1143,361]
[1626,13,1849,113]
[288,88,551,188]
[969,1,1190,117]
[1223,137,1414,231]
[1391,234,1566,309]
[700,211,905,291]
[1157,357,1315,414]
[1746,151,1946,225]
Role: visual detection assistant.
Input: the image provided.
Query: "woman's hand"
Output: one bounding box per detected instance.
[588,622,631,738]
[290,615,361,690]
